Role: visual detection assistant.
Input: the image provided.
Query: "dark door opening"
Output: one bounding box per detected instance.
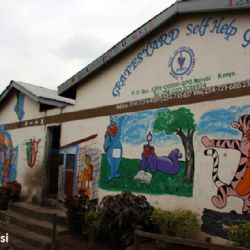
[47,126,61,198]
[65,153,75,199]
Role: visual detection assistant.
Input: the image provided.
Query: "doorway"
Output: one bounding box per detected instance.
[46,126,62,198]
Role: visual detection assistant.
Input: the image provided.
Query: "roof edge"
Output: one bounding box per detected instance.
[58,3,178,94]
[0,80,75,108]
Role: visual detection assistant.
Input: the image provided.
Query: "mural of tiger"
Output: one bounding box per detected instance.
[201,114,250,214]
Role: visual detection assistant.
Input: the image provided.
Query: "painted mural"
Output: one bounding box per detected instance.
[198,105,250,238]
[14,91,25,121]
[76,137,100,199]
[199,106,250,212]
[59,134,100,200]
[134,131,182,184]
[103,116,124,180]
[202,114,250,214]
[139,131,182,174]
[77,154,94,197]
[0,131,18,185]
[100,107,196,197]
[25,138,41,168]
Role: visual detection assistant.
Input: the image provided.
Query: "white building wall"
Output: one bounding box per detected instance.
[0,91,57,202]
[8,126,47,202]
[60,11,250,243]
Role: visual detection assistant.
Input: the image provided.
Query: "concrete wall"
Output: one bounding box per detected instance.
[0,90,41,124]
[0,90,47,202]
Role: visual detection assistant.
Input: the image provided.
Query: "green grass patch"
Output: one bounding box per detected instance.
[99,154,193,197]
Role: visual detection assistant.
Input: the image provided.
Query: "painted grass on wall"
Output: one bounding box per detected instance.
[99,154,193,197]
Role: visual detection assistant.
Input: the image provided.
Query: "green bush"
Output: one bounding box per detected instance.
[151,208,199,238]
[83,210,99,238]
[228,222,250,248]
[0,181,22,210]
[65,193,98,233]
[65,191,154,247]
[97,191,154,247]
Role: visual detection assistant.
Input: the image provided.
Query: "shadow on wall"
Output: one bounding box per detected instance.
[22,167,43,204]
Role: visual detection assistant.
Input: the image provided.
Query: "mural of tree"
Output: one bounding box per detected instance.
[153,108,196,183]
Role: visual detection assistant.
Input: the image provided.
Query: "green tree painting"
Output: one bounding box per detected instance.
[153,108,196,183]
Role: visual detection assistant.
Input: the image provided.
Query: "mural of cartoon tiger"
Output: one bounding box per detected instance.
[201,114,250,214]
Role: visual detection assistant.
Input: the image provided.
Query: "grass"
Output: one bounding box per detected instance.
[99,154,193,197]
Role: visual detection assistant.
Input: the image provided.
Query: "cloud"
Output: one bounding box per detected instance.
[0,0,176,93]
[54,33,111,63]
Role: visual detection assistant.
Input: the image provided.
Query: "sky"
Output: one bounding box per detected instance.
[0,0,176,93]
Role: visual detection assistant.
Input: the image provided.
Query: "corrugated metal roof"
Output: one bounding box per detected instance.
[0,80,75,107]
[58,0,250,95]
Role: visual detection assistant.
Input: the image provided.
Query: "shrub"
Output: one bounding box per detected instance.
[0,181,22,210]
[0,187,9,210]
[97,191,154,247]
[151,208,199,238]
[65,193,97,233]
[83,210,99,238]
[228,222,250,248]
[7,181,22,202]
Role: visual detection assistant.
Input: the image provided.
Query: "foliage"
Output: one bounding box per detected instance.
[65,191,154,247]
[65,193,97,233]
[97,191,154,248]
[228,222,250,248]
[153,108,196,135]
[151,208,199,238]
[100,155,193,197]
[0,187,9,210]
[5,181,22,202]
[0,181,22,210]
[153,108,196,184]
[85,210,99,225]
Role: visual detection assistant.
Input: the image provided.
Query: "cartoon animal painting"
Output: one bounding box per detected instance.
[139,132,182,175]
[0,132,18,184]
[26,138,41,168]
[201,114,250,214]
[82,154,94,197]
[103,116,124,180]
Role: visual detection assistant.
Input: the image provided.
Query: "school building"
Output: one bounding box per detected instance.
[0,0,249,243]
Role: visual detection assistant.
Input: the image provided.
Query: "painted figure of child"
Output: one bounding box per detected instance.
[82,154,93,197]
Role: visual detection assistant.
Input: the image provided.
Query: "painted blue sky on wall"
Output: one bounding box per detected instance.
[111,104,250,145]
[112,109,180,146]
[197,105,250,136]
